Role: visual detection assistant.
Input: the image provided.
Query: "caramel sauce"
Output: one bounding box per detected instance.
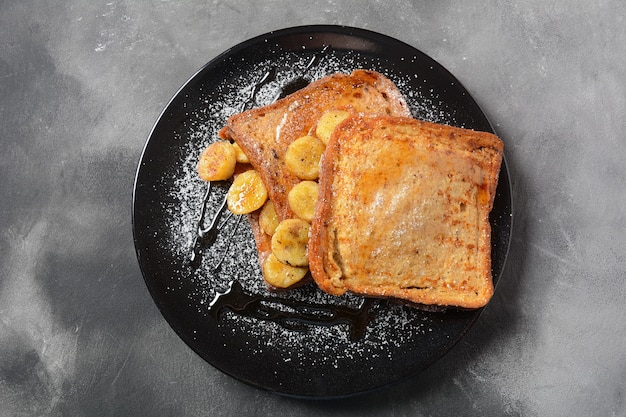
[188,46,378,341]
[190,65,279,268]
[209,280,378,341]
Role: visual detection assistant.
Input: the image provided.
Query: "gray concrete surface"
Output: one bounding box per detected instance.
[1,1,624,416]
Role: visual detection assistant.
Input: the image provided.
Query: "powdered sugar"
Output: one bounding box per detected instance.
[160,50,446,346]
[138,37,486,395]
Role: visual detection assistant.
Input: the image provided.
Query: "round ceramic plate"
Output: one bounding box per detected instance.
[132,25,512,398]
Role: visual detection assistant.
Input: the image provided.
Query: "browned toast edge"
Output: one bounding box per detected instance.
[309,115,504,308]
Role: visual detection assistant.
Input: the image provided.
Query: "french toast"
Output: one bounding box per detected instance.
[219,70,412,286]
[309,115,504,308]
[220,69,411,220]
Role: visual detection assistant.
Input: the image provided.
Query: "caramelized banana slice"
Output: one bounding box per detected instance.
[259,200,279,236]
[284,135,325,180]
[197,141,237,181]
[227,170,268,214]
[315,109,351,145]
[287,180,319,222]
[232,142,250,164]
[271,218,310,267]
[263,253,308,289]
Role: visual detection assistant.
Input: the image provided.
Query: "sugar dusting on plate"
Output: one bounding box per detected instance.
[155,48,456,364]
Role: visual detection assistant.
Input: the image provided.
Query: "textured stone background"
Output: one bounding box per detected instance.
[1,1,624,416]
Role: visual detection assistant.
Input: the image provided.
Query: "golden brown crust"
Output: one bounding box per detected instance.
[222,70,412,286]
[224,69,412,221]
[309,115,503,308]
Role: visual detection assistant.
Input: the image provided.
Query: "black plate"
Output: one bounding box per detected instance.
[132,25,512,398]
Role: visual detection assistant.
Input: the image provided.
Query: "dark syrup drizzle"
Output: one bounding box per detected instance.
[275,45,329,100]
[209,281,381,341]
[189,181,243,270]
[191,45,380,340]
[189,66,278,269]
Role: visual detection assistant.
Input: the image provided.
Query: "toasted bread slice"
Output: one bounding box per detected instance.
[220,69,411,220]
[220,70,411,287]
[309,115,504,308]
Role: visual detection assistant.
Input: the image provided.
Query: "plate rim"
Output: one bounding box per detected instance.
[131,24,513,398]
